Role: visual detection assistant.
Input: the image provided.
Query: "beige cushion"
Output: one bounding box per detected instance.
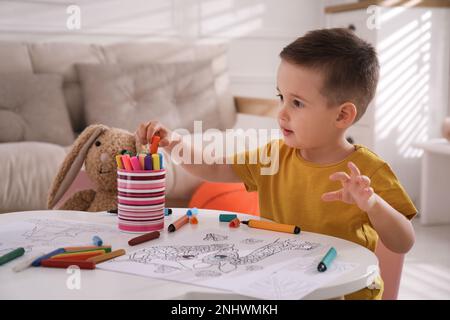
[77,60,234,132]
[28,43,107,133]
[0,42,33,73]
[0,73,74,146]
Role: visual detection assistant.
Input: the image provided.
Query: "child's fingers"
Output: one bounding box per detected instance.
[136,122,150,145]
[157,127,169,142]
[364,187,374,197]
[348,161,361,179]
[358,175,371,188]
[159,137,170,147]
[135,138,144,153]
[329,172,350,184]
[146,122,163,143]
[321,190,343,202]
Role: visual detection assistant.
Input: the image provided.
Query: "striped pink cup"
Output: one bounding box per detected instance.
[117,168,166,233]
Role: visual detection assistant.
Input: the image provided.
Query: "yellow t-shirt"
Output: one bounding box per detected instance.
[231,139,417,299]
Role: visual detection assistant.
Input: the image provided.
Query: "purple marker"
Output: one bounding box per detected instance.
[144,155,153,170]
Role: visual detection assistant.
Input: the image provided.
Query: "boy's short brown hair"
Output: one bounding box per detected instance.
[280,28,379,122]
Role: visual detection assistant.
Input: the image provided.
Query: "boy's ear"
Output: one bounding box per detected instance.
[335,102,357,128]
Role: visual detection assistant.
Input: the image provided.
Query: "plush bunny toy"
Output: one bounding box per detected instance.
[47,124,137,212]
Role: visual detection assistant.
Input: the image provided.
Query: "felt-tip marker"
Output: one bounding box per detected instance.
[241,219,300,234]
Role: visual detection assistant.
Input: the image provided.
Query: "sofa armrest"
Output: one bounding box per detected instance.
[234,96,279,118]
[0,142,67,213]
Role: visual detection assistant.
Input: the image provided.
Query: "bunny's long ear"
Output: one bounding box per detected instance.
[47,124,108,209]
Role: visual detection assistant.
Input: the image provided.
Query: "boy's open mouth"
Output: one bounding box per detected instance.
[281,126,294,136]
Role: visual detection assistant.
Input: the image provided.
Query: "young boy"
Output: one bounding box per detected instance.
[135,28,416,299]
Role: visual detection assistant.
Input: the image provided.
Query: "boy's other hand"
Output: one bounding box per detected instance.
[321,161,376,212]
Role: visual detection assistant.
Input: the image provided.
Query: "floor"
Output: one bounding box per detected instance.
[398,217,450,299]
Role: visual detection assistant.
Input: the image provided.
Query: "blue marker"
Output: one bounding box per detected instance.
[31,248,66,267]
[159,153,164,169]
[186,207,198,217]
[92,235,103,246]
[164,208,172,216]
[317,247,337,272]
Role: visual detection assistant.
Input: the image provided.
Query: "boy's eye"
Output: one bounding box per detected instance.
[276,94,283,102]
[293,99,305,108]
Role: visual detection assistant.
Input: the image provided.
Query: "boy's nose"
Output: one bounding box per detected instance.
[278,104,289,121]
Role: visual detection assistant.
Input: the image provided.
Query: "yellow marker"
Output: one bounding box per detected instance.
[64,245,111,252]
[242,219,300,234]
[152,153,160,170]
[139,154,146,170]
[51,249,107,259]
[115,155,123,169]
[86,249,126,264]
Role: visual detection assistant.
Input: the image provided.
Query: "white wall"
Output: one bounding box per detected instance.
[0,0,325,98]
[193,0,325,98]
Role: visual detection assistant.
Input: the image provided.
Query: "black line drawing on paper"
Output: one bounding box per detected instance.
[241,238,264,245]
[203,233,228,242]
[123,236,321,276]
[0,219,121,253]
[22,219,115,244]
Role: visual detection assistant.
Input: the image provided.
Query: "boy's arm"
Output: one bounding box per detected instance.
[364,194,415,254]
[322,162,415,254]
[164,136,242,183]
[135,121,241,183]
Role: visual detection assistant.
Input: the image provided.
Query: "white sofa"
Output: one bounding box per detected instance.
[0,41,279,213]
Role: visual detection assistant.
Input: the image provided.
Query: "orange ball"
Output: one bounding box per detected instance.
[189,182,260,216]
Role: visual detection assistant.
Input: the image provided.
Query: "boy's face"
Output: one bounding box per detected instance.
[276,59,340,150]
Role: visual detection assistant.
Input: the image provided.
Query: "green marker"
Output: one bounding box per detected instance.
[317,247,337,272]
[0,247,25,266]
[219,214,237,222]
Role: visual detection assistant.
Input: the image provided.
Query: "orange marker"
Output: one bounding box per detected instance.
[121,154,133,171]
[51,252,103,261]
[150,136,160,154]
[51,249,106,260]
[168,215,189,232]
[189,216,198,225]
[139,154,146,170]
[86,249,126,264]
[242,219,300,234]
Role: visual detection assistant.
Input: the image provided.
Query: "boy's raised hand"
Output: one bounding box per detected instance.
[135,121,181,150]
[321,161,376,212]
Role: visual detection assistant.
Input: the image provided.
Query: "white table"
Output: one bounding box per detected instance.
[414,139,450,225]
[0,209,379,300]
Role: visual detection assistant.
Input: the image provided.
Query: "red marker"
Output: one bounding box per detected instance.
[150,136,160,154]
[41,259,96,270]
[128,231,160,246]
